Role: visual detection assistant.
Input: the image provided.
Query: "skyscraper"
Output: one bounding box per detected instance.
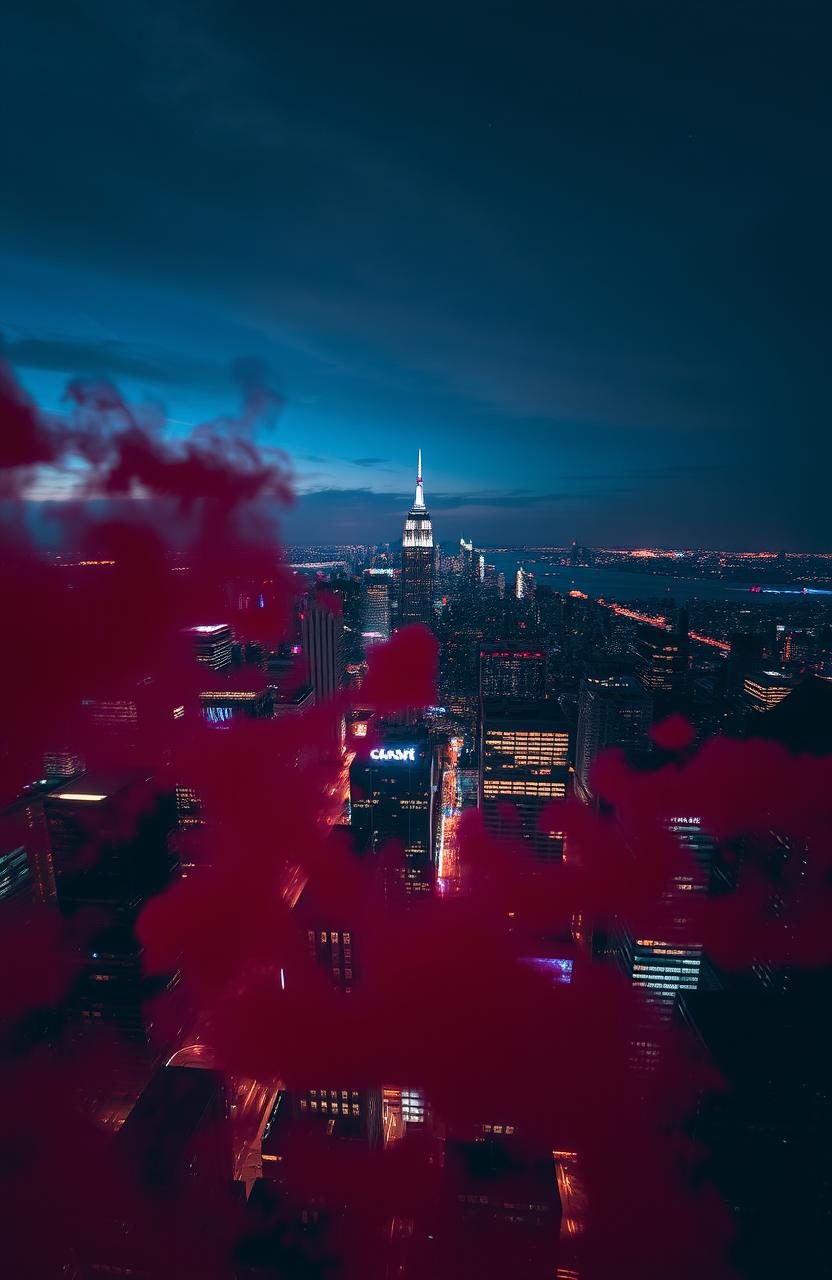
[86,1066,233,1275]
[479,700,571,859]
[574,674,653,804]
[186,624,233,672]
[44,773,178,1043]
[743,669,799,712]
[362,569,393,646]
[515,566,535,600]
[302,595,344,754]
[400,450,435,629]
[609,813,717,1068]
[480,645,547,701]
[635,621,689,696]
[0,839,34,914]
[349,733,435,894]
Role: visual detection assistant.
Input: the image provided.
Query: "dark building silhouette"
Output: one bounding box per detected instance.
[261,1086,383,1170]
[676,992,832,1280]
[327,574,363,664]
[117,1064,232,1200]
[440,1135,561,1279]
[44,773,178,1043]
[534,585,563,647]
[81,1066,233,1277]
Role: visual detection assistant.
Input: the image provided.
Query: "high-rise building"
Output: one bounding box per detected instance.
[459,536,478,589]
[635,622,689,695]
[675,991,831,1280]
[349,734,435,894]
[44,773,178,1042]
[302,596,343,701]
[1,778,65,904]
[362,569,393,646]
[186,623,233,672]
[0,838,35,913]
[199,686,275,724]
[574,674,653,803]
[272,684,315,719]
[744,669,799,712]
[116,1064,231,1200]
[326,575,363,665]
[260,1086,383,1182]
[515,566,535,600]
[86,1066,233,1274]
[480,645,547,701]
[533,585,563,647]
[400,450,435,629]
[42,750,85,780]
[302,596,344,754]
[441,1135,561,1279]
[725,632,768,695]
[479,700,571,859]
[610,815,716,1032]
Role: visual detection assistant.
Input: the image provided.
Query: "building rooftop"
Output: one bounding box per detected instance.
[750,673,832,754]
[481,698,568,727]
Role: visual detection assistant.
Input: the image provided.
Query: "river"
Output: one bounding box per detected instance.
[481,556,818,605]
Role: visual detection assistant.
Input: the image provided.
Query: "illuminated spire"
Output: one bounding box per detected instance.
[413,448,425,510]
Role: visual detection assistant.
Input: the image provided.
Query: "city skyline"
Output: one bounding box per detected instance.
[2,7,831,1278]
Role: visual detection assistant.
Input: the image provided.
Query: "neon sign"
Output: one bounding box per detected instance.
[370,747,416,762]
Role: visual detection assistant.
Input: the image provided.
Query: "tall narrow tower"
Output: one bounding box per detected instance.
[400,449,435,628]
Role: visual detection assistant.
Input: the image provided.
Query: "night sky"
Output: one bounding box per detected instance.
[2,1,829,547]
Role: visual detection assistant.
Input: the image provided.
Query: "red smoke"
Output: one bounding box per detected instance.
[2,361,830,1279]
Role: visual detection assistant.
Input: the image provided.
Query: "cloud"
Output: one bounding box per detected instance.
[1,333,233,394]
[351,456,388,468]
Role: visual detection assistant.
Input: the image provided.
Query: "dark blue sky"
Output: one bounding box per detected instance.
[2,1,829,547]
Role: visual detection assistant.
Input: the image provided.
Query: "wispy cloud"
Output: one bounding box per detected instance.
[2,332,234,394]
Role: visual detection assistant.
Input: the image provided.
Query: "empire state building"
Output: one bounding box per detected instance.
[400,449,435,628]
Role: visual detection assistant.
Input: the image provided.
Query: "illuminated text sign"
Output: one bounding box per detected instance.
[370,747,416,763]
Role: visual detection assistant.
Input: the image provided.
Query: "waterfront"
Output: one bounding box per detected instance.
[483,556,821,606]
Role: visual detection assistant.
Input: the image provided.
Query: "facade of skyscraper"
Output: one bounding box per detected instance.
[400,450,435,628]
[362,568,393,645]
[574,674,653,803]
[515,566,535,599]
[187,623,233,672]
[635,622,689,695]
[302,595,343,701]
[479,645,547,702]
[302,595,344,752]
[744,669,798,711]
[199,686,274,723]
[610,815,716,1027]
[479,700,571,858]
[349,733,435,893]
[0,840,34,913]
